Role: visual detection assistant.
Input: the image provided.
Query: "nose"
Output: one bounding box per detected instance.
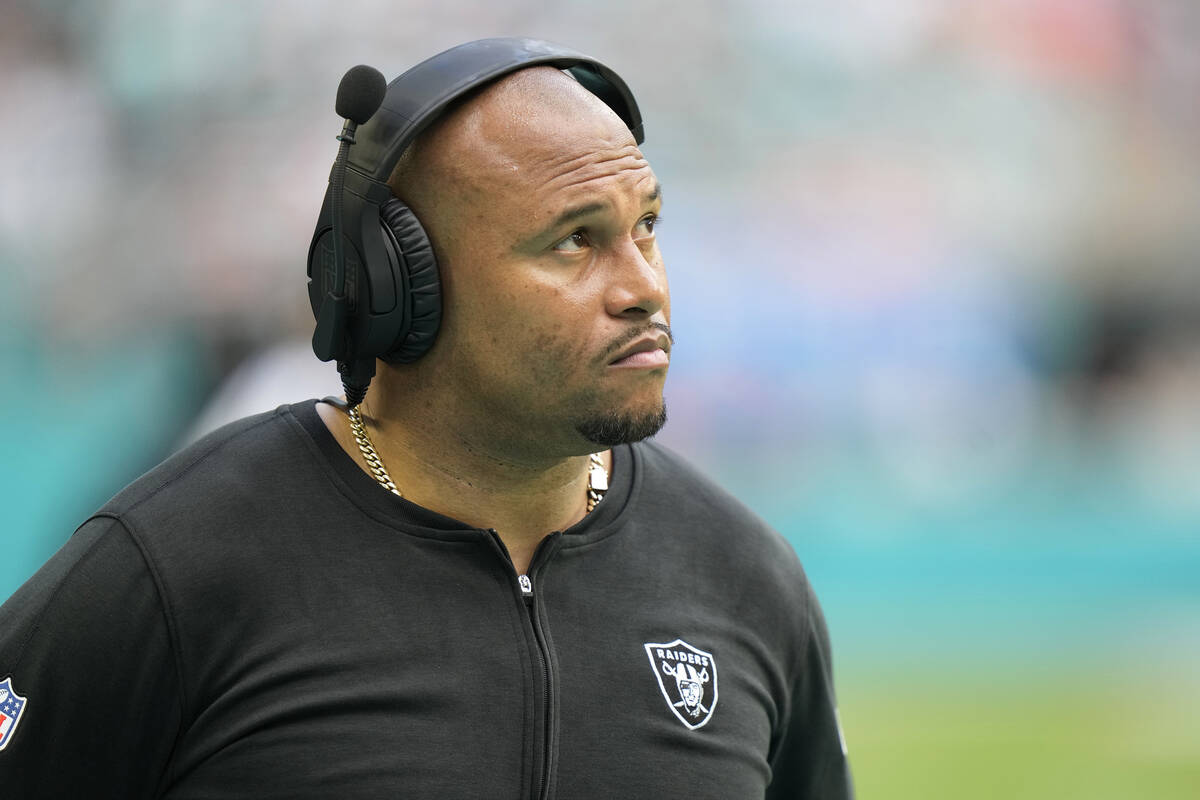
[604,238,668,319]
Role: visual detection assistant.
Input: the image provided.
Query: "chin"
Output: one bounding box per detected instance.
[575,401,668,447]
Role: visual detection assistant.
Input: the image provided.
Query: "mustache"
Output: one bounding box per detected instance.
[602,322,674,361]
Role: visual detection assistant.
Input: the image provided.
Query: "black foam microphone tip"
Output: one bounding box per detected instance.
[336,65,387,125]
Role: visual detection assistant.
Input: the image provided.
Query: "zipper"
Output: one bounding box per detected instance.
[526,585,552,800]
[488,530,559,800]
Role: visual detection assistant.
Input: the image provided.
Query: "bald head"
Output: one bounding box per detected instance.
[386,67,637,226]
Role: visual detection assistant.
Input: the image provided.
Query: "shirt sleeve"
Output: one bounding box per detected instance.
[765,580,855,799]
[0,515,181,799]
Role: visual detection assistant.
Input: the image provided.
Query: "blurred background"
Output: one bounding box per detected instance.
[2,0,1198,795]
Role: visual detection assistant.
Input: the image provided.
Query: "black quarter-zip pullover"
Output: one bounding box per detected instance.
[0,401,853,799]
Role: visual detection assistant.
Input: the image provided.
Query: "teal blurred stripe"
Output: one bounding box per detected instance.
[791,534,1200,667]
[0,329,207,602]
[703,453,1200,664]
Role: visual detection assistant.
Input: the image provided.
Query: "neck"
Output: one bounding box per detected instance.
[317,384,609,575]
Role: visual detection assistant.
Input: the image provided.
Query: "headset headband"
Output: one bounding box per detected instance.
[348,37,644,183]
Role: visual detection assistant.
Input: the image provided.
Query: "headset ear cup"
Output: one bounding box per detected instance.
[378,197,442,362]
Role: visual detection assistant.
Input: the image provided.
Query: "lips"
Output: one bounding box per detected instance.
[608,334,671,368]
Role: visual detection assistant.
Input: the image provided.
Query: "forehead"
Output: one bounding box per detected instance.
[496,132,656,221]
[436,69,658,222]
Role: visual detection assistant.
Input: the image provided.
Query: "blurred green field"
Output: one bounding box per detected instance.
[839,664,1200,799]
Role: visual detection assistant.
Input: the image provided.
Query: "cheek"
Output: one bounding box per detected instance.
[516,316,593,381]
[469,287,592,379]
[442,251,604,388]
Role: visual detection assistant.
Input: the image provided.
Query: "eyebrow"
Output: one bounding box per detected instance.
[541,180,663,235]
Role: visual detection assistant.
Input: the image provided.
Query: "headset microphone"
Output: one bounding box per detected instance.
[313,65,387,405]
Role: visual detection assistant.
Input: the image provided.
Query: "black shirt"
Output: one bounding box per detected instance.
[0,401,852,798]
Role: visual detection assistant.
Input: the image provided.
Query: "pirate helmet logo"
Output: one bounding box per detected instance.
[643,639,718,730]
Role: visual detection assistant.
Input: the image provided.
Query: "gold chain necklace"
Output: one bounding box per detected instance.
[346,406,609,512]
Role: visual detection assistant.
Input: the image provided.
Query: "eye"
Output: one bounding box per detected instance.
[553,230,589,253]
[634,213,661,239]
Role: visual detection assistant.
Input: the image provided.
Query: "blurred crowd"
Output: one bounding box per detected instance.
[2,0,1198,589]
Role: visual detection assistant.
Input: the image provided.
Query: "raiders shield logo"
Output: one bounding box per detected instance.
[0,677,28,752]
[643,639,718,730]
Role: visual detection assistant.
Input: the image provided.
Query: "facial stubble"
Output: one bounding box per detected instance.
[575,401,668,447]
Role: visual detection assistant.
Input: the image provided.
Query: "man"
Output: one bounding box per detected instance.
[0,44,852,798]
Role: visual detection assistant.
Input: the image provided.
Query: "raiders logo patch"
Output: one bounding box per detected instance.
[0,677,28,752]
[644,639,718,730]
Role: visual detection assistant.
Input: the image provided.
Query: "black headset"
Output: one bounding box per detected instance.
[306,37,645,407]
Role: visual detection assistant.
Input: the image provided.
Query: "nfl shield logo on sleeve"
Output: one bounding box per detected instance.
[0,677,28,752]
[643,639,718,730]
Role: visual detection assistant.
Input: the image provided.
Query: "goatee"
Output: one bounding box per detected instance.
[576,403,668,447]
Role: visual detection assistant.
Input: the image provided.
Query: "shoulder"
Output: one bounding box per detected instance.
[631,439,787,541]
[633,439,754,513]
[627,439,811,599]
[86,402,339,576]
[102,403,315,520]
[73,401,346,631]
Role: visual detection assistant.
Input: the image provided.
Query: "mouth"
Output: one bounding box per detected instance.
[608,334,671,369]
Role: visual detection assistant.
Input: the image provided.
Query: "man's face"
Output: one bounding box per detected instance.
[406,69,670,457]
